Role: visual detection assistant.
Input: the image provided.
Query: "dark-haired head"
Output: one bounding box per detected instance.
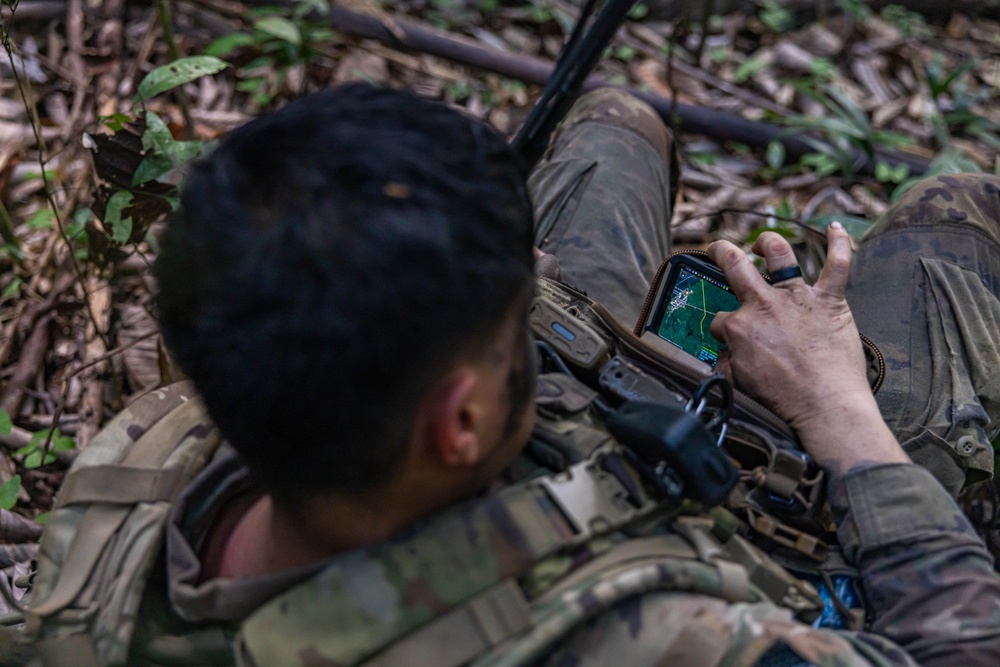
[155,83,535,508]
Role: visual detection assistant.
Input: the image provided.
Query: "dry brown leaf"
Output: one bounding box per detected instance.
[119,304,162,392]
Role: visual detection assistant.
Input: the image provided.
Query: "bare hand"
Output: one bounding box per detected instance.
[708,224,908,475]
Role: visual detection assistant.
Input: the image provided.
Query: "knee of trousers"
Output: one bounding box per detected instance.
[560,88,673,166]
[865,173,1000,244]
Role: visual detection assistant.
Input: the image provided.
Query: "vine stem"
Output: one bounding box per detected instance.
[155,0,196,138]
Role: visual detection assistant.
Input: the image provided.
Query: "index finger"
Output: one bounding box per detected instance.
[708,240,770,303]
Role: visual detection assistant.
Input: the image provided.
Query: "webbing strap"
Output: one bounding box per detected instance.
[29,505,129,618]
[361,579,532,667]
[54,466,187,509]
[538,533,699,601]
[36,632,101,667]
[30,397,209,619]
[239,447,667,667]
[714,559,752,603]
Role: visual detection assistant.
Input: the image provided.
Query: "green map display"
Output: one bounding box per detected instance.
[655,266,740,366]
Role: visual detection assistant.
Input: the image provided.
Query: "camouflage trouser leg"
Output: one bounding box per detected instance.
[527,88,678,324]
[846,174,1000,496]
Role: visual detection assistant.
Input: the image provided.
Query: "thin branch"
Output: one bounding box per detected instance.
[37,329,159,459]
[676,207,827,239]
[0,17,109,348]
[156,0,196,138]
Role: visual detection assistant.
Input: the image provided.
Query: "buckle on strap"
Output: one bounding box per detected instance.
[536,448,656,544]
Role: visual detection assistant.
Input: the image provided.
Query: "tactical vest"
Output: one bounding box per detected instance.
[16,273,878,666]
[19,382,222,666]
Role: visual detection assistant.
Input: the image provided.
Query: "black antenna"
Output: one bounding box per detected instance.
[512,0,640,167]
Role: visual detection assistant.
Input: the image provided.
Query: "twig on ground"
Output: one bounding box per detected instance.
[0,510,42,545]
[0,313,52,419]
[677,207,827,239]
[76,277,112,448]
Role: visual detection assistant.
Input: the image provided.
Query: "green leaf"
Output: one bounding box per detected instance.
[104,190,135,244]
[806,212,873,240]
[142,112,174,153]
[67,208,92,241]
[614,46,636,62]
[24,451,42,469]
[0,411,10,436]
[34,511,50,525]
[628,2,648,20]
[254,16,301,45]
[0,244,23,260]
[293,0,330,19]
[205,33,259,58]
[163,139,202,165]
[53,433,75,452]
[1,278,20,301]
[0,475,20,510]
[99,113,132,132]
[27,208,54,229]
[133,156,174,186]
[137,56,228,101]
[766,140,786,170]
[734,55,767,83]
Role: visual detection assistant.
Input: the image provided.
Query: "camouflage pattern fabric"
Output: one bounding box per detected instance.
[523,464,1000,667]
[528,88,678,323]
[25,91,1000,667]
[234,475,579,666]
[23,382,224,667]
[846,174,1000,496]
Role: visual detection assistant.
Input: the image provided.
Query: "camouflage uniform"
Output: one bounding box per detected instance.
[28,90,1000,666]
[845,174,1000,496]
[525,88,1000,665]
[532,90,1000,498]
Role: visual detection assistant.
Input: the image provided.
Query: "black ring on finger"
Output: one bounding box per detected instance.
[769,266,803,284]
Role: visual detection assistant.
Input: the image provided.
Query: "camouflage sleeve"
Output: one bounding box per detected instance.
[539,590,918,667]
[830,463,1000,665]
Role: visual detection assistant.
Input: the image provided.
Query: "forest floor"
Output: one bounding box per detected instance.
[0,0,998,591]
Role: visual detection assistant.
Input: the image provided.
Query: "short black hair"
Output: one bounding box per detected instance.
[155,83,534,505]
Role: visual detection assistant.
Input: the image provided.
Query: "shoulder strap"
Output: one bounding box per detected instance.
[235,447,666,667]
[25,382,223,667]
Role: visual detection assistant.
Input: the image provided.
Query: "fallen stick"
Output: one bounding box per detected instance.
[325,5,931,177]
[0,314,52,419]
[77,277,112,449]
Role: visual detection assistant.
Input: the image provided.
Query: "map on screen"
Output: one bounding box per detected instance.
[655,265,740,366]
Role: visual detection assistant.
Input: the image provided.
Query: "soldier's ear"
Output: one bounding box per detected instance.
[430,369,484,467]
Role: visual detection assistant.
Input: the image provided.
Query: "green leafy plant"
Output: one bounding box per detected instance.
[14,428,75,469]
[892,148,983,201]
[875,160,910,185]
[881,4,931,38]
[628,2,649,20]
[0,475,20,511]
[613,45,637,63]
[757,0,794,32]
[836,0,873,22]
[136,55,228,102]
[924,55,1000,151]
[1,277,21,301]
[91,55,227,255]
[525,0,556,24]
[206,1,334,106]
[786,84,911,178]
[733,54,768,84]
